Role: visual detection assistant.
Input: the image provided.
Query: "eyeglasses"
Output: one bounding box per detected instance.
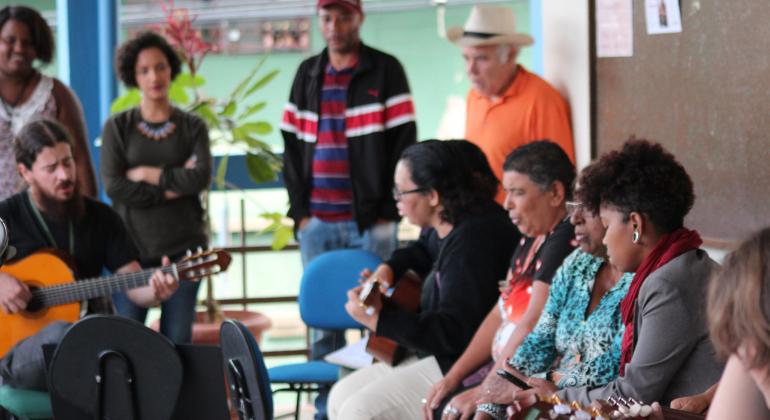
[392,186,426,201]
[566,201,584,216]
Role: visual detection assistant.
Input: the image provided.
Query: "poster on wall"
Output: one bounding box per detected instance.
[596,0,634,57]
[645,0,682,34]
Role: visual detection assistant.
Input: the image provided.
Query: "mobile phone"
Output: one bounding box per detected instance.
[496,368,531,390]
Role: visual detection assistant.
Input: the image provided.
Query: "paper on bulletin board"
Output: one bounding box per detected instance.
[596,0,634,57]
[645,0,682,34]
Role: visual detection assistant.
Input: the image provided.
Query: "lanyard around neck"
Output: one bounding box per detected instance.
[27,191,74,256]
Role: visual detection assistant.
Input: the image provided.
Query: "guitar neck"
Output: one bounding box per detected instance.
[31,265,177,308]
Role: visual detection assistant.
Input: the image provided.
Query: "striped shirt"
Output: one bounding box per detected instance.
[310,63,356,221]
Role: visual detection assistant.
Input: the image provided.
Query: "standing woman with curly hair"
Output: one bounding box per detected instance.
[327,140,519,420]
[0,5,96,199]
[513,139,724,410]
[101,31,212,344]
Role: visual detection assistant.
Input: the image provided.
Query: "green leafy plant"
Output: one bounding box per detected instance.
[110,0,292,249]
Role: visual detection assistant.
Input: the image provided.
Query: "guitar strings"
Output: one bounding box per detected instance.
[34,266,174,307]
[35,265,179,306]
[31,258,217,307]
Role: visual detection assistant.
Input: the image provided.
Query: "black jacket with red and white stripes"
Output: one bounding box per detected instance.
[281,43,417,232]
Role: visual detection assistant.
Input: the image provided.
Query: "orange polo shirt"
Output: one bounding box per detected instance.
[466,66,574,203]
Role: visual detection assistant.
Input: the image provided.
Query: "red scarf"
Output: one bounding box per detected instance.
[618,227,702,375]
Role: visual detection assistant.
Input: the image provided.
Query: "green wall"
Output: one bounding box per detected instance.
[15,1,531,150]
[196,1,531,150]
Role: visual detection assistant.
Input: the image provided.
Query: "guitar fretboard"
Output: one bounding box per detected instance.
[30,265,178,308]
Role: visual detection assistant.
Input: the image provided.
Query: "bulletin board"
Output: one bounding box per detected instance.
[593,0,770,246]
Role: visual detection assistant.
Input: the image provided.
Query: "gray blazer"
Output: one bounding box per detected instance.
[558,249,724,405]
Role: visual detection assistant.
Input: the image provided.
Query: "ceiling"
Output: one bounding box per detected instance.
[118,0,518,26]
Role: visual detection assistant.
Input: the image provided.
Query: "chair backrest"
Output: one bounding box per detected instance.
[48,315,184,420]
[298,249,382,330]
[220,320,273,420]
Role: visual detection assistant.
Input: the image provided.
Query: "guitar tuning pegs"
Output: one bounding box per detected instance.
[197,246,203,254]
[186,249,192,257]
[627,401,642,417]
[551,403,571,416]
[572,409,592,420]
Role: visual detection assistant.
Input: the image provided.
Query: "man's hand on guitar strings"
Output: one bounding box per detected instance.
[0,272,31,314]
[149,256,179,303]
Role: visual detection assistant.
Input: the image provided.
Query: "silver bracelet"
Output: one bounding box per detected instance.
[475,403,507,420]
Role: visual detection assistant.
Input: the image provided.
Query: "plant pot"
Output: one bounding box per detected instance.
[150,310,272,345]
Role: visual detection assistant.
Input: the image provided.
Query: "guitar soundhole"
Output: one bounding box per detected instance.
[25,286,44,313]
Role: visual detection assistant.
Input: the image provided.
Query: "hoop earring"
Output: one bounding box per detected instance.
[632,230,640,244]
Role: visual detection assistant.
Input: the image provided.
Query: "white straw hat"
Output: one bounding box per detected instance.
[447,5,534,48]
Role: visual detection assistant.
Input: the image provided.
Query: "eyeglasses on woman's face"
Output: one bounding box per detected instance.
[566,201,585,217]
[392,186,426,201]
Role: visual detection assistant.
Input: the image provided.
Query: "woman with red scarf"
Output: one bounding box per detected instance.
[510,139,724,410]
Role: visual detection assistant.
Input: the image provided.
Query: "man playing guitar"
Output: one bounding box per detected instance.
[0,119,178,391]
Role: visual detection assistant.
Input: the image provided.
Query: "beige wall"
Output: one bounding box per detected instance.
[540,1,592,170]
[537,4,733,263]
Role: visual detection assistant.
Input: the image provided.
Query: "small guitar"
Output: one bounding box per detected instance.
[513,394,705,420]
[0,248,231,356]
[359,270,421,366]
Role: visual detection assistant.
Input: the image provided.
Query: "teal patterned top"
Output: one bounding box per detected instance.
[510,249,633,389]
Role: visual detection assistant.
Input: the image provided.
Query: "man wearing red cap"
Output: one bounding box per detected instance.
[280,0,416,418]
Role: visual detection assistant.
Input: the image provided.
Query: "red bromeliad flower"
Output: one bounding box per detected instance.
[156,0,214,76]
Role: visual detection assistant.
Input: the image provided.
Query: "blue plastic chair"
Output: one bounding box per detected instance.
[220,319,274,420]
[267,249,381,419]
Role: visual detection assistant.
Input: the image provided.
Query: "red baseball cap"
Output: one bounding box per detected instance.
[317,0,363,15]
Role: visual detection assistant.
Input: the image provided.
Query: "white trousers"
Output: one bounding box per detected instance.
[328,356,443,420]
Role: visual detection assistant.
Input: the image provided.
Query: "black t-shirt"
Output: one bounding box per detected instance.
[509,217,576,286]
[0,192,139,312]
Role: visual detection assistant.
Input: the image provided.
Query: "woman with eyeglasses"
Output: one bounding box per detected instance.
[327,140,519,420]
[511,139,724,412]
[466,188,633,420]
[422,140,577,420]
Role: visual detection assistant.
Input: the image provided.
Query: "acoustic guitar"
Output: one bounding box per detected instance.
[513,393,705,420]
[0,248,231,356]
[359,270,421,366]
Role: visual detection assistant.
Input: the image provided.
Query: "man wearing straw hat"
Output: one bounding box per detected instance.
[449,5,574,203]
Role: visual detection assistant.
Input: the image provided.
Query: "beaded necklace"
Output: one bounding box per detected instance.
[136,119,176,141]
